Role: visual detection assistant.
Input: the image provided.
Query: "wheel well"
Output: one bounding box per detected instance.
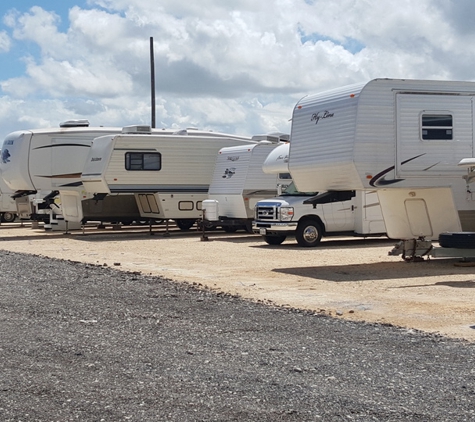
[298,215,325,234]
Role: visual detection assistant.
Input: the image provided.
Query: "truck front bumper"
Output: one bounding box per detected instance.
[252,221,298,236]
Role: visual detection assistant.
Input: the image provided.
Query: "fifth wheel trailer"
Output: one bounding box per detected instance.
[0,177,17,222]
[0,120,143,229]
[286,78,475,248]
[75,126,258,229]
[203,135,291,232]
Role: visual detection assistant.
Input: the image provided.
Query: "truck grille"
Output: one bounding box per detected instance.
[255,205,278,221]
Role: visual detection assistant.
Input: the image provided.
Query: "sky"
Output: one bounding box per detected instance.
[0,0,474,140]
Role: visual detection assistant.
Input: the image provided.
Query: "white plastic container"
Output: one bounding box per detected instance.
[202,199,219,221]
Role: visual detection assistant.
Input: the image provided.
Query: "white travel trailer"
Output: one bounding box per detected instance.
[203,135,292,232]
[73,126,257,229]
[0,120,141,229]
[287,78,475,248]
[0,177,17,222]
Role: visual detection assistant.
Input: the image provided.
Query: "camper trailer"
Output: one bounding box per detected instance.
[0,177,17,222]
[71,126,257,228]
[0,120,143,229]
[202,135,291,232]
[287,78,475,248]
[253,143,386,246]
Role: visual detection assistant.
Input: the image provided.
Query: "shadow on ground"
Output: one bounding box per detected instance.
[272,259,475,282]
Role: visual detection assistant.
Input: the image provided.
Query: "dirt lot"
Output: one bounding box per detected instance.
[1,222,475,342]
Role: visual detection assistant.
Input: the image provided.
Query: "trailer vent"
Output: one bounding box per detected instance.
[59,119,90,128]
[122,125,152,134]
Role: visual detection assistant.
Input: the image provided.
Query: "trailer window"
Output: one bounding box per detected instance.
[178,201,194,211]
[421,114,453,140]
[125,152,161,170]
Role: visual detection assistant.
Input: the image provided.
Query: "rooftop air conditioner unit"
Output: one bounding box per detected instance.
[121,125,152,134]
[252,133,289,143]
[59,119,90,128]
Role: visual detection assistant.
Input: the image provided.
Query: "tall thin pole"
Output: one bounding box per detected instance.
[150,36,156,128]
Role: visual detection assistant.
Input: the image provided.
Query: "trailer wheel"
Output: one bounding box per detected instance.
[175,219,196,231]
[1,212,16,223]
[263,235,286,245]
[223,226,238,233]
[296,219,323,247]
[439,232,475,249]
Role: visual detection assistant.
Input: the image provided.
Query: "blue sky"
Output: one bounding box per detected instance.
[0,0,474,140]
[0,1,91,78]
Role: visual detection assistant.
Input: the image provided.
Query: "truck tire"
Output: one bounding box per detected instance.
[263,235,286,245]
[439,232,475,249]
[296,219,323,247]
[1,212,16,223]
[175,219,196,231]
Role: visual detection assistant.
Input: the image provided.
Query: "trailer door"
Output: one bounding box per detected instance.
[396,93,473,181]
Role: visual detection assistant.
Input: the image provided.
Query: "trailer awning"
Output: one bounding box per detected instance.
[303,190,355,206]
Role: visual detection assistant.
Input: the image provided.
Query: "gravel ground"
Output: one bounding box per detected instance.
[1,250,475,421]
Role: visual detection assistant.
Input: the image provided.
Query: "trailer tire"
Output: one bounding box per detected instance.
[1,212,16,223]
[296,219,323,247]
[439,232,475,249]
[263,235,286,245]
[175,219,196,231]
[223,226,238,233]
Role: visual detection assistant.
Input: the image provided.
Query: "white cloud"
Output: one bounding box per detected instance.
[0,31,10,52]
[0,0,473,140]
[6,7,69,57]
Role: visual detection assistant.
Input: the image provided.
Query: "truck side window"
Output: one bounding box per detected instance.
[125,152,161,170]
[421,114,453,140]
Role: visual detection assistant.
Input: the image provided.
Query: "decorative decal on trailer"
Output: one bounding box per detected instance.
[310,110,334,125]
[2,149,10,163]
[369,154,426,187]
[222,168,236,179]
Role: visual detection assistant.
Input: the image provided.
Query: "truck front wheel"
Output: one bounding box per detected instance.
[296,219,323,247]
[263,235,287,245]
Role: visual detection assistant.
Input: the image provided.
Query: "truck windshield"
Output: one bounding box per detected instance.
[282,182,318,196]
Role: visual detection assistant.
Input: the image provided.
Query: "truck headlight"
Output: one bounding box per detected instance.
[279,207,294,221]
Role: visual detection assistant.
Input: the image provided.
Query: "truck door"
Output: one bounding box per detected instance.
[321,198,354,231]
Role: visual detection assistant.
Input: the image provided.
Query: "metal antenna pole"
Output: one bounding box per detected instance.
[150,36,156,128]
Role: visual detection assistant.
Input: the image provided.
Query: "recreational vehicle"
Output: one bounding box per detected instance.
[71,126,257,229]
[252,143,386,246]
[202,135,291,232]
[0,120,141,229]
[287,78,475,246]
[0,177,17,222]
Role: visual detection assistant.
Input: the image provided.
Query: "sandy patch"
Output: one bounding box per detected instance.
[1,222,475,341]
